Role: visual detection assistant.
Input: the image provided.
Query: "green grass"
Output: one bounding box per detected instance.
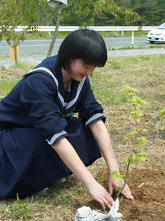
[109,44,164,51]
[0,30,149,43]
[0,54,165,220]
[24,30,149,39]
[0,63,34,98]
[91,54,165,108]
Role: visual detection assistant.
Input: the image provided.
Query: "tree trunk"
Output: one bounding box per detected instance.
[46,2,62,58]
[14,43,18,64]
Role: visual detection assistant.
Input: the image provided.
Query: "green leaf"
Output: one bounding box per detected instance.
[130,110,143,117]
[137,136,147,148]
[112,170,123,182]
[160,108,165,120]
[124,127,137,140]
[115,186,121,192]
[137,151,147,162]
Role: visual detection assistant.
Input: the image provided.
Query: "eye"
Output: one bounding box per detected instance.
[84,65,93,71]
[84,64,90,68]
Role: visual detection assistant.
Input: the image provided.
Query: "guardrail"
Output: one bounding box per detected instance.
[13,26,156,46]
[0,25,157,50]
[0,25,157,32]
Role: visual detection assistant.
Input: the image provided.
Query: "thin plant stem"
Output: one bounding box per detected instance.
[116,160,131,199]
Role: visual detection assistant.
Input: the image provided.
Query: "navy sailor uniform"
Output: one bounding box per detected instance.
[0,55,105,198]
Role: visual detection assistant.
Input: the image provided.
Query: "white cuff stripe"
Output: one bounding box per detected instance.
[85,113,104,126]
[46,130,67,145]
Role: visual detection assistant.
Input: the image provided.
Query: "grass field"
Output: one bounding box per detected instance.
[24,30,149,39]
[0,54,165,220]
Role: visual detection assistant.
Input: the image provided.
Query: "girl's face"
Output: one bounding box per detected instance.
[68,59,95,82]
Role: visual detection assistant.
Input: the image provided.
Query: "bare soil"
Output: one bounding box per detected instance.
[81,166,165,221]
[73,104,165,221]
[97,167,165,221]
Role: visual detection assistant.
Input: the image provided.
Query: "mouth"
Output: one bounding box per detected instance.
[80,74,86,79]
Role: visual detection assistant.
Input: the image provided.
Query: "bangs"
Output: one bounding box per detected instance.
[58,29,107,71]
[77,42,107,67]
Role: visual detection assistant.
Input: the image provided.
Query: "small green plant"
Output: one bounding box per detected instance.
[112,85,148,198]
[9,193,29,219]
[156,108,165,137]
[160,109,165,120]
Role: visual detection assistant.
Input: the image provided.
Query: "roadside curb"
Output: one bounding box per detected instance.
[107,47,165,57]
[1,48,165,68]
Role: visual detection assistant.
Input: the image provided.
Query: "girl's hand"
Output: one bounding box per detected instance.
[109,176,134,200]
[87,181,114,210]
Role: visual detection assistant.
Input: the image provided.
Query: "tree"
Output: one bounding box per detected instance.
[119,0,165,25]
[0,0,55,62]
[0,0,138,59]
[0,0,54,45]
[46,0,65,58]
[47,0,138,57]
[0,0,28,62]
[0,0,41,44]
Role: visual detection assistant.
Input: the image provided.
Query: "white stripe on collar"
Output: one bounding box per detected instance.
[26,67,85,110]
[27,67,66,107]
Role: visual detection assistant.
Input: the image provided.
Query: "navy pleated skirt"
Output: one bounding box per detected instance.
[0,118,101,199]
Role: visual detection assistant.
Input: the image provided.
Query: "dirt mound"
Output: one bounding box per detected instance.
[88,168,165,221]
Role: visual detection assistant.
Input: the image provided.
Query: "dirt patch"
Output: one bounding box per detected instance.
[88,168,165,221]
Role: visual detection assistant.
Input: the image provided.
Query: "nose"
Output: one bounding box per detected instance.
[85,71,92,76]
[85,69,94,76]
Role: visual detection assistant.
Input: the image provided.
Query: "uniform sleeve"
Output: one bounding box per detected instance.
[77,77,106,126]
[20,73,68,146]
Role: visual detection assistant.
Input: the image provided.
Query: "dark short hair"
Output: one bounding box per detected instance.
[57,29,107,72]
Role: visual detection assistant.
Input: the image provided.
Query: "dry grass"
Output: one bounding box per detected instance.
[0,63,34,98]
[0,54,165,220]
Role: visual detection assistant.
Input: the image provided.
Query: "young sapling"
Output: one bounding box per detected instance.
[112,85,148,198]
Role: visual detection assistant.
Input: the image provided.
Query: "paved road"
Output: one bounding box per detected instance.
[0,37,149,56]
[0,48,165,68]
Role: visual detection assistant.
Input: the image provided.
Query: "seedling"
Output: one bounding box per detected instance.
[9,193,29,219]
[160,109,165,120]
[112,85,148,198]
[157,108,165,138]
